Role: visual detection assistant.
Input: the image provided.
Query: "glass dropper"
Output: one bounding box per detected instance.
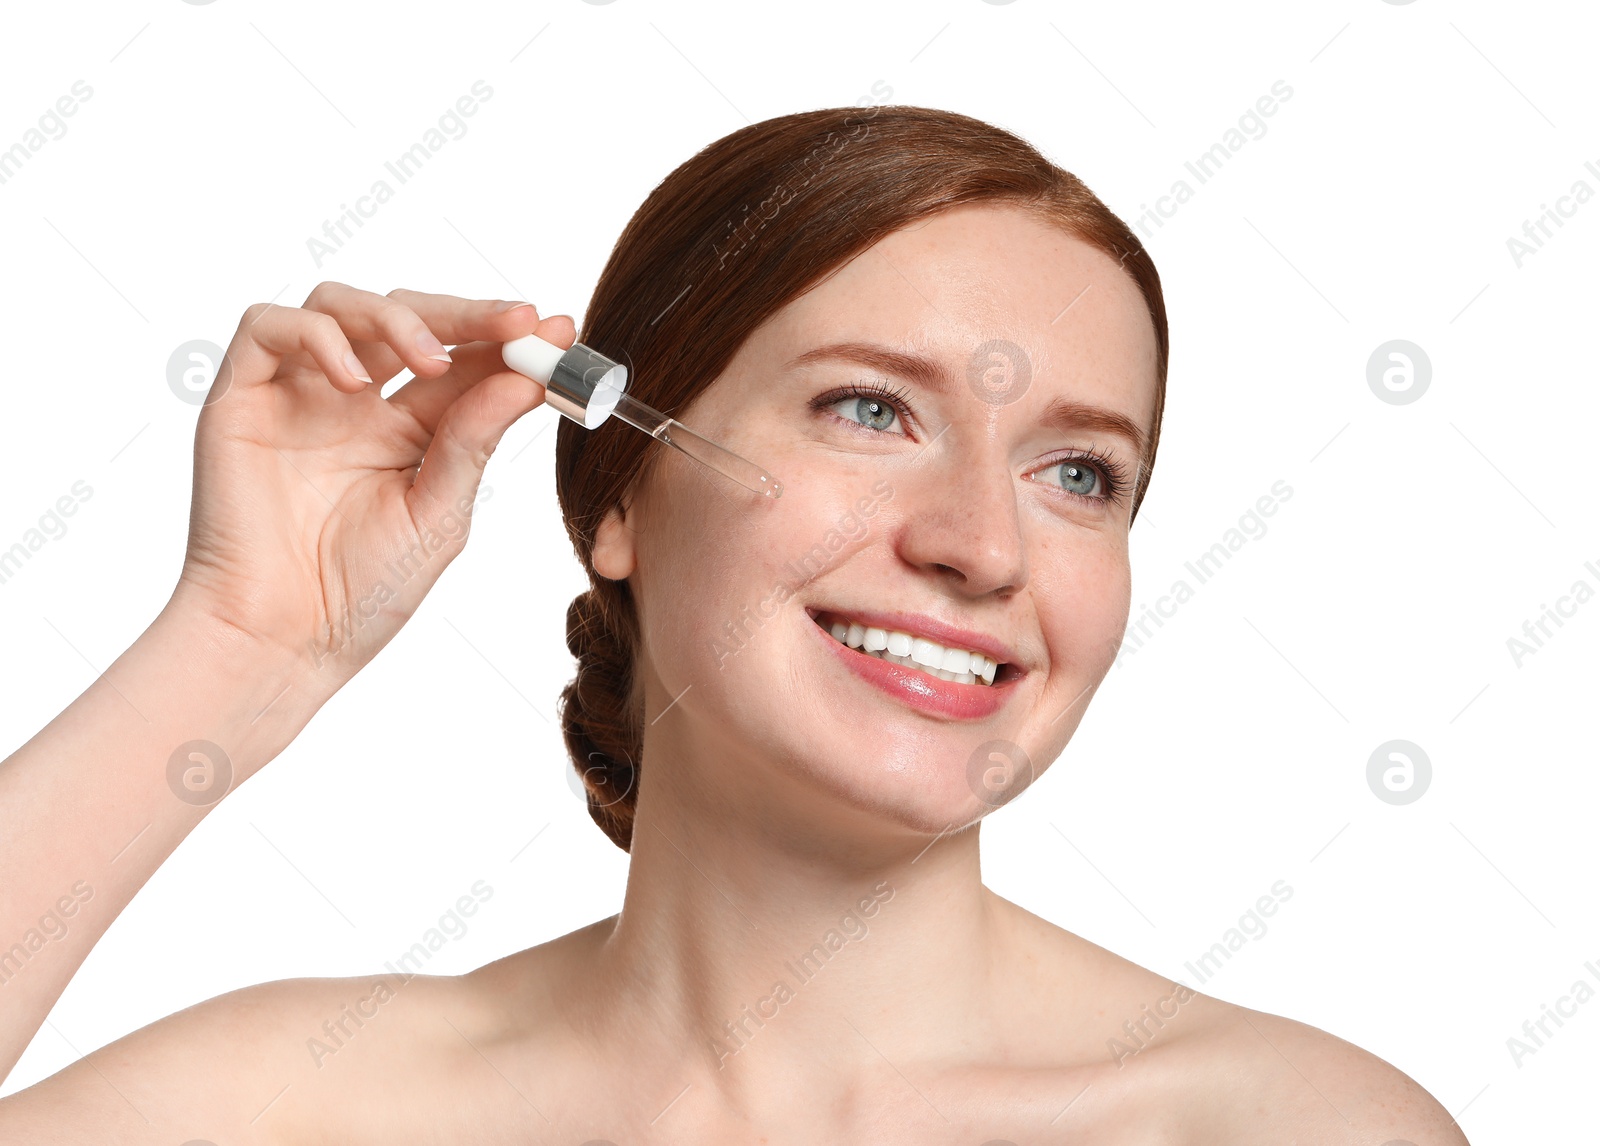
[501,331,782,499]
[607,390,782,499]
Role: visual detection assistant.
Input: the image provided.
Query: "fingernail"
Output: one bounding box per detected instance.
[416,329,452,363]
[343,351,373,383]
[495,299,534,313]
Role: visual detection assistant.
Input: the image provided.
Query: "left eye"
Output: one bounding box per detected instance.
[1044,459,1102,498]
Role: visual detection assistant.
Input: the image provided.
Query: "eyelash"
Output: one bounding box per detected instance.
[810,382,1132,508]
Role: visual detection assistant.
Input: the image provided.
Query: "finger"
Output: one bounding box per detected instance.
[334,287,553,385]
[385,287,551,348]
[301,280,477,387]
[406,368,547,540]
[386,314,576,433]
[385,341,527,432]
[222,301,376,395]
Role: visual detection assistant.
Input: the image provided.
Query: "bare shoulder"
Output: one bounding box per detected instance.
[0,912,618,1144]
[987,894,1468,1144]
[1158,995,1470,1145]
[0,970,467,1144]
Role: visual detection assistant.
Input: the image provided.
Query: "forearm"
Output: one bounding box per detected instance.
[0,600,325,1082]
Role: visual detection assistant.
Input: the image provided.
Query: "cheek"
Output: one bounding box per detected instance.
[1035,537,1132,676]
[636,453,886,682]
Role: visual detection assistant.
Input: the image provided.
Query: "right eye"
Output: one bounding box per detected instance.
[812,382,915,438]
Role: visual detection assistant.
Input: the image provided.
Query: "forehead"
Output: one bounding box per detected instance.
[745,202,1160,437]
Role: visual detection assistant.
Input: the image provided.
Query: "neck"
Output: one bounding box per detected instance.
[587,747,1008,1105]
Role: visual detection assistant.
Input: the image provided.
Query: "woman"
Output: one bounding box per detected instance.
[0,105,1465,1142]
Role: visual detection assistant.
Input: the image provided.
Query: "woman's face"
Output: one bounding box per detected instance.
[593,202,1160,839]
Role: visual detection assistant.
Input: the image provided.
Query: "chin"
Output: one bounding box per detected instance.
[777,740,1021,840]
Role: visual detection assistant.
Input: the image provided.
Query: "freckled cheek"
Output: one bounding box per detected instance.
[1036,543,1131,677]
[733,440,888,565]
[771,462,893,571]
[641,466,870,672]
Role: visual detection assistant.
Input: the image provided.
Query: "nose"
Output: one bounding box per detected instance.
[894,442,1028,598]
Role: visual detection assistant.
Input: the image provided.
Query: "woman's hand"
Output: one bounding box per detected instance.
[170,281,573,696]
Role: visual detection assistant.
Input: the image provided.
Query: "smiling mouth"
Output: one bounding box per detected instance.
[808,610,1014,687]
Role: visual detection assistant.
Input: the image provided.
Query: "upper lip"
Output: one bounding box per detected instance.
[806,605,1024,669]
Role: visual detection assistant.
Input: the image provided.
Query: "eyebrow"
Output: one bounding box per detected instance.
[784,341,1150,462]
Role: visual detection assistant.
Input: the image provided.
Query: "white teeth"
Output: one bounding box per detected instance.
[910,637,944,670]
[819,614,1004,686]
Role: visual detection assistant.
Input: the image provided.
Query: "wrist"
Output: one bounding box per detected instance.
[143,595,333,774]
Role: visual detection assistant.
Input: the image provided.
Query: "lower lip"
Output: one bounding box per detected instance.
[806,615,1017,720]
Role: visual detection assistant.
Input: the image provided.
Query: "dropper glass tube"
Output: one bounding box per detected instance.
[607,390,782,499]
[499,331,783,499]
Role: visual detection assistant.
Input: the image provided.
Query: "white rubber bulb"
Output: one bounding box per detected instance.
[501,333,565,384]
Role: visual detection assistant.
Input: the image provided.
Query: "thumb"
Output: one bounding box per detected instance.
[407,368,546,535]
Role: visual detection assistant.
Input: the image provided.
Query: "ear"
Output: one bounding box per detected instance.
[591,497,638,582]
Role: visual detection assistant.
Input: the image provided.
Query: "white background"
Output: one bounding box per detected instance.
[1,1,1595,1141]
